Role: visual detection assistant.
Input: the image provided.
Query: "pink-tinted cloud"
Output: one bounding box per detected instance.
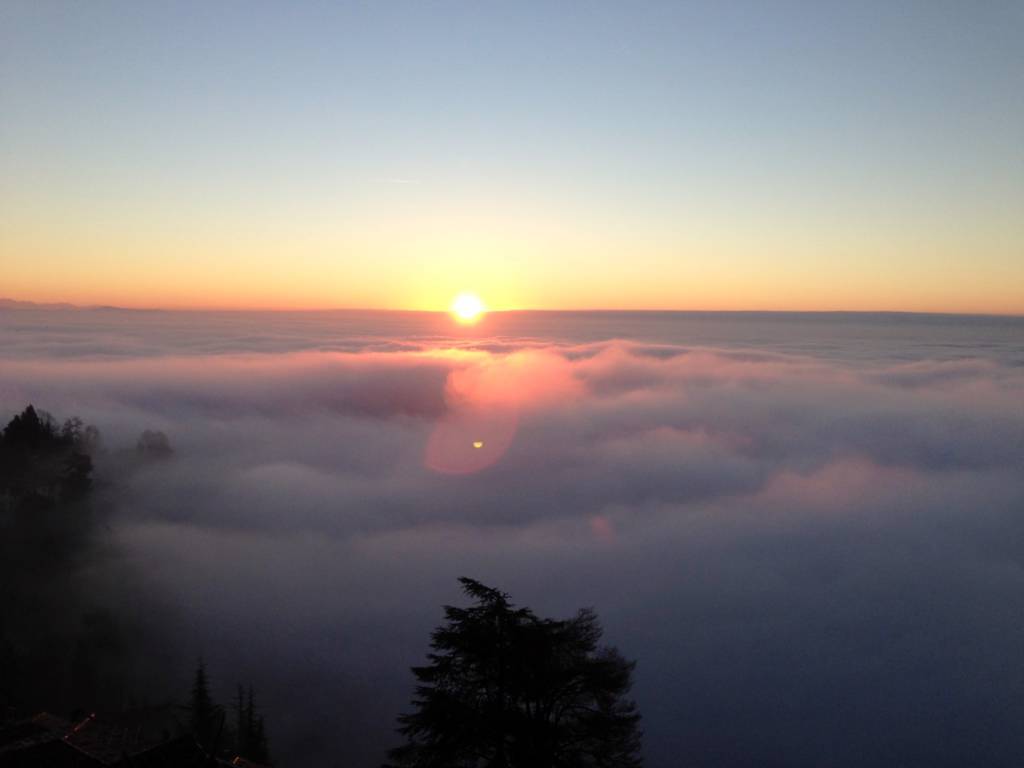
[3,308,1024,767]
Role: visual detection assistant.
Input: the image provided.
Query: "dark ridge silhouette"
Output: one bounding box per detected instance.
[0,661,273,768]
[0,405,265,762]
[0,405,105,713]
[0,406,177,718]
[387,578,642,768]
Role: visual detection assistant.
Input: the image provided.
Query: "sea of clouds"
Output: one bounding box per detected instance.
[2,308,1023,767]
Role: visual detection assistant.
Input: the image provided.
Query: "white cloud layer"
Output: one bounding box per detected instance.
[2,308,1023,767]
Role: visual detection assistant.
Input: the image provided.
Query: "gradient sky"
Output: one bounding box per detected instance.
[1,1,1021,312]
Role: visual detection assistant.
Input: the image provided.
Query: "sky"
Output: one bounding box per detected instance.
[3,308,1024,766]
[1,1,1022,312]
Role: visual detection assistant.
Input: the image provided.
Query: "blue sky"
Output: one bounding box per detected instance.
[2,1,1022,311]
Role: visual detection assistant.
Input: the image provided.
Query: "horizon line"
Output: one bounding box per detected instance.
[1,298,1021,319]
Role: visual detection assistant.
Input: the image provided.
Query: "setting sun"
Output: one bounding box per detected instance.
[450,293,486,324]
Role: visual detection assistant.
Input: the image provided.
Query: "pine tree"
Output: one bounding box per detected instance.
[233,682,271,764]
[235,685,247,756]
[387,578,642,768]
[0,404,96,506]
[252,714,270,764]
[188,659,221,752]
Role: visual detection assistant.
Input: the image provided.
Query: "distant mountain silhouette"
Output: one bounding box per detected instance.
[0,298,79,310]
[0,298,153,312]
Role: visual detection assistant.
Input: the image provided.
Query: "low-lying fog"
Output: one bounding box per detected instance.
[3,308,1023,767]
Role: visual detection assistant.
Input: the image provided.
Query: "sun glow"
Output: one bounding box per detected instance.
[450,293,486,324]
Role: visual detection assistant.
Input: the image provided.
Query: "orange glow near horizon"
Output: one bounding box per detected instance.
[0,197,1021,315]
[3,2,1023,319]
[2,236,1022,316]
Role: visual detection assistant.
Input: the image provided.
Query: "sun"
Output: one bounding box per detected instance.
[450,292,486,324]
